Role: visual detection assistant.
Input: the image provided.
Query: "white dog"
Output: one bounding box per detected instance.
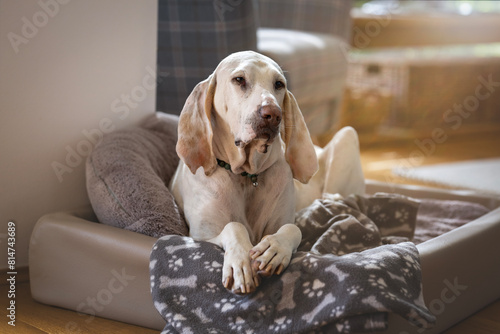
[169,51,364,294]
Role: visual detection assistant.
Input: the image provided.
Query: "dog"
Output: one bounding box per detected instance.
[169,51,364,294]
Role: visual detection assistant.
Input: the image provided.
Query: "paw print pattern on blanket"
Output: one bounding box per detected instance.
[254,302,274,320]
[334,320,351,333]
[347,285,363,295]
[403,253,421,274]
[368,274,388,289]
[370,204,382,215]
[167,255,183,271]
[172,294,187,306]
[188,250,204,260]
[205,328,224,334]
[382,290,400,302]
[366,194,420,238]
[268,316,292,332]
[330,305,346,318]
[150,194,436,333]
[202,282,220,293]
[204,260,222,273]
[298,195,384,255]
[355,258,383,270]
[376,212,389,223]
[303,279,326,298]
[163,312,191,333]
[300,254,320,273]
[395,208,410,222]
[400,287,409,298]
[228,316,252,334]
[214,297,238,312]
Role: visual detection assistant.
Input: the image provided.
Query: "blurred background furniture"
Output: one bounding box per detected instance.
[351,0,500,48]
[341,0,500,144]
[156,0,353,142]
[340,43,500,143]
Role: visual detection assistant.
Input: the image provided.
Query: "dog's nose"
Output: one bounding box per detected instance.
[259,105,282,128]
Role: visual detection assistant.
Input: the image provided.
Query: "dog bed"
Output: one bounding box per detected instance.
[29,114,500,333]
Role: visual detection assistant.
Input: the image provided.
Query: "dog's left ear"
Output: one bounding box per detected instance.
[281,91,319,184]
[176,74,217,175]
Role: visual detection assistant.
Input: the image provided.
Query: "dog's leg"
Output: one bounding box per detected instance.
[209,222,260,294]
[249,224,302,276]
[321,126,365,196]
[295,126,365,211]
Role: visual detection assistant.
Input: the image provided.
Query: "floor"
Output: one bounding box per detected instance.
[0,270,157,333]
[2,131,499,333]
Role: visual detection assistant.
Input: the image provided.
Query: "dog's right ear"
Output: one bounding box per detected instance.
[176,74,217,175]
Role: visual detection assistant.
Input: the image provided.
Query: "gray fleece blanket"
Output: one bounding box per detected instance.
[150,193,436,333]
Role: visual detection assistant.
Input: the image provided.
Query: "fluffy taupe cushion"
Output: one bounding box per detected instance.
[85,113,188,237]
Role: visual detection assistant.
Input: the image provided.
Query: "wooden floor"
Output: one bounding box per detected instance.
[0,269,157,333]
[1,131,499,333]
[358,131,500,188]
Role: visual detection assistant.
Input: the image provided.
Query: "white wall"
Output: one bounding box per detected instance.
[0,0,158,270]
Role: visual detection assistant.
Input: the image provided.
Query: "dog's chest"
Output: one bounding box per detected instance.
[228,169,294,242]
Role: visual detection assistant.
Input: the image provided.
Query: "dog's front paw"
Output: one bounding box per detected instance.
[250,234,293,277]
[222,248,260,294]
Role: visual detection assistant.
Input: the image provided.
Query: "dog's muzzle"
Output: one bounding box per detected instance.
[253,104,281,142]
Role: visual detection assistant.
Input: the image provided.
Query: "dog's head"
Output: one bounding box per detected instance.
[176,51,318,184]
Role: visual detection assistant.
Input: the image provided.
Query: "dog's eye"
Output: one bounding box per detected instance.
[233,77,246,87]
[275,80,285,90]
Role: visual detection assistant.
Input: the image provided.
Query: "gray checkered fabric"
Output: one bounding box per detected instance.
[157,0,258,115]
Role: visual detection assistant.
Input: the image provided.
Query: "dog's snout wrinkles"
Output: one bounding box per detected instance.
[253,105,282,142]
[259,105,282,128]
